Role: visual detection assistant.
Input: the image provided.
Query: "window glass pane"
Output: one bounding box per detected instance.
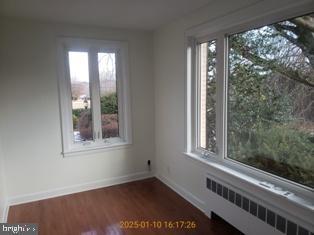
[98,53,119,138]
[228,13,314,188]
[199,40,217,153]
[68,51,93,142]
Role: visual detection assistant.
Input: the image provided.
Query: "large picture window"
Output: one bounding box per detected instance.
[227,17,314,188]
[188,12,314,190]
[58,38,132,156]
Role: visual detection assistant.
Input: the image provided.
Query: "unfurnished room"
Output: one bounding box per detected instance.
[0,0,313,234]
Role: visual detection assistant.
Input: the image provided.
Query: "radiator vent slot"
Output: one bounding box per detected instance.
[206,178,313,235]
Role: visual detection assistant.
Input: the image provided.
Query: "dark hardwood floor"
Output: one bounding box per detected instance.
[8,177,242,235]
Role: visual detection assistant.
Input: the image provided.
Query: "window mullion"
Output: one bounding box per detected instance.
[115,50,125,140]
[186,37,196,153]
[216,34,227,161]
[195,42,201,151]
[64,50,75,147]
[89,48,102,142]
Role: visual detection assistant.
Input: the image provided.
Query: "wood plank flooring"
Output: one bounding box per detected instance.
[8,177,242,235]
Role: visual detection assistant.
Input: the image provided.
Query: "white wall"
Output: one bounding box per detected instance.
[154,0,313,233]
[0,94,8,221]
[0,18,155,202]
[0,135,7,222]
[154,0,262,207]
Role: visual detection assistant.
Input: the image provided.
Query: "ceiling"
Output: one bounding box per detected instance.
[0,0,213,30]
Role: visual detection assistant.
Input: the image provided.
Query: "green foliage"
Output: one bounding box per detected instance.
[100,93,118,114]
[72,94,118,132]
[206,40,217,151]
[212,15,314,188]
[72,109,86,130]
[228,125,314,187]
[228,51,293,131]
[72,109,86,118]
[72,114,79,129]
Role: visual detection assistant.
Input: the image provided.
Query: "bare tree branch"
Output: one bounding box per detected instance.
[236,45,314,88]
[291,17,314,32]
[267,15,314,69]
[272,24,304,50]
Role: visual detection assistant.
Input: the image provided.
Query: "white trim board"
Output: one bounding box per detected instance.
[2,203,9,223]
[0,198,9,223]
[8,171,153,206]
[6,172,205,221]
[156,174,206,214]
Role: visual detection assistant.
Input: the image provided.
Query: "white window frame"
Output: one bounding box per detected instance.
[185,1,314,206]
[57,37,132,157]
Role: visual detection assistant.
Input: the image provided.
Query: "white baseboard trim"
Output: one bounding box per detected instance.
[8,171,154,206]
[1,201,9,223]
[6,172,205,222]
[156,174,205,214]
[3,203,9,222]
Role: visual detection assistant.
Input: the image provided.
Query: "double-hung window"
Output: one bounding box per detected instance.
[187,10,314,193]
[57,38,132,156]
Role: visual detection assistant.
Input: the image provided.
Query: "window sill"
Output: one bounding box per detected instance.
[183,152,314,214]
[62,141,132,157]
